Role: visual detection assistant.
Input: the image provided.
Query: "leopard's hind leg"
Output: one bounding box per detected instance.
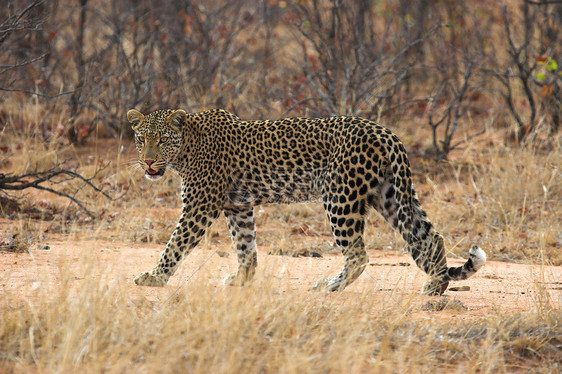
[223,208,257,286]
[376,170,485,295]
[313,188,369,292]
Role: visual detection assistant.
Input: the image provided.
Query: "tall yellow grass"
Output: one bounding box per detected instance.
[1,259,560,373]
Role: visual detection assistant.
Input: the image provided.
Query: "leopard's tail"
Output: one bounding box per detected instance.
[377,140,486,293]
[408,193,487,281]
[440,245,487,280]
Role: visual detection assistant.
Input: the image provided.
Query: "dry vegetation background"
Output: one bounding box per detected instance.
[0,0,561,372]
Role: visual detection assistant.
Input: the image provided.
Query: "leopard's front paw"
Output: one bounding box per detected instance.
[134,271,167,287]
[223,271,248,286]
[309,278,328,291]
[309,277,345,292]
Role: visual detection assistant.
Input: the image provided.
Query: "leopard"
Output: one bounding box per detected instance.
[127,108,486,295]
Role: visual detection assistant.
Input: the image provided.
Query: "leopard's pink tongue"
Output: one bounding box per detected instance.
[147,168,158,175]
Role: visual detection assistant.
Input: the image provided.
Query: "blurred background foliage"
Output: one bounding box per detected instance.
[0,0,560,159]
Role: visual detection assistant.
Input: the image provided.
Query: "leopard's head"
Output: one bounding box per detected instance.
[127,109,185,180]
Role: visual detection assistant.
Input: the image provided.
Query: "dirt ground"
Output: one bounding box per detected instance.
[2,225,560,320]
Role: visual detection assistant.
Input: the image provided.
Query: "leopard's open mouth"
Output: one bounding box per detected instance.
[145,167,165,178]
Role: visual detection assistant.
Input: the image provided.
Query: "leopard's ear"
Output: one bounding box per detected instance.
[167,109,187,132]
[127,109,144,131]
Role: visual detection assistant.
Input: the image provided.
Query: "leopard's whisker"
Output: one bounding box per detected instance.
[127,163,143,172]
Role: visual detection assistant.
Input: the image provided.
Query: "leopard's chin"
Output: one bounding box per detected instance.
[145,167,165,180]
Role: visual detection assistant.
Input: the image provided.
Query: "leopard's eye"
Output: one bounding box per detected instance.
[137,135,145,142]
[160,136,169,144]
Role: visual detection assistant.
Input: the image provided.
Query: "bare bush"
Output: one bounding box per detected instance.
[285,0,428,118]
[1,0,261,140]
[420,2,496,160]
[486,1,561,140]
[0,1,49,95]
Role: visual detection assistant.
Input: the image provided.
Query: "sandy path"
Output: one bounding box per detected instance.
[2,238,560,320]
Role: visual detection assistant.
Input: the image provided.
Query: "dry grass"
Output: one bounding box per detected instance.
[465,139,561,265]
[1,260,561,374]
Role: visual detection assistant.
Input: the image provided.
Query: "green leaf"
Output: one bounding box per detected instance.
[546,58,558,72]
[536,73,545,81]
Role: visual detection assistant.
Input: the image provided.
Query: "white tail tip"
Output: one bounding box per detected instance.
[469,245,486,270]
